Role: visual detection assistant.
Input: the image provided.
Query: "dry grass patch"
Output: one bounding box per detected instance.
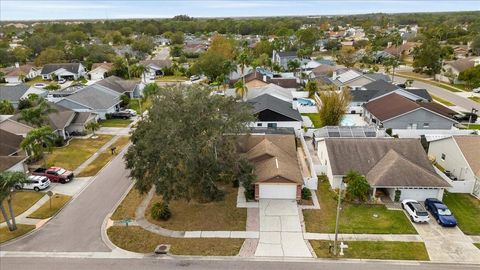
[111,188,145,221]
[108,226,244,255]
[0,224,36,244]
[0,191,45,222]
[146,185,246,231]
[27,194,71,219]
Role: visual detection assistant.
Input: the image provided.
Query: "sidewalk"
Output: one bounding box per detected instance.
[74,135,120,175]
[0,195,49,228]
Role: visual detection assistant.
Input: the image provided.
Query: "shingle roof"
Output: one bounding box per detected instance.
[0,129,23,156]
[64,84,121,110]
[139,59,172,69]
[90,63,113,71]
[0,84,30,102]
[41,63,81,75]
[10,102,76,131]
[363,80,400,92]
[225,83,294,101]
[0,156,26,172]
[96,76,138,94]
[445,58,475,73]
[277,51,297,58]
[364,93,419,121]
[360,80,432,102]
[453,136,480,176]
[1,64,36,77]
[248,94,302,122]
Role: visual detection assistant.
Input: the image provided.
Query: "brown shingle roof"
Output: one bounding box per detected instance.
[453,136,480,176]
[0,129,23,156]
[364,93,419,121]
[0,156,26,172]
[90,62,113,71]
[445,58,475,73]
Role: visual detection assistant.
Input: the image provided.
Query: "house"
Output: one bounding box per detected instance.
[139,59,172,79]
[230,70,299,89]
[248,94,303,133]
[436,57,480,83]
[96,76,143,98]
[272,50,299,70]
[428,136,480,198]
[40,63,86,81]
[237,132,303,200]
[308,64,336,80]
[312,126,387,147]
[0,129,27,173]
[331,68,391,90]
[383,42,415,58]
[363,93,457,130]
[88,63,113,81]
[316,138,451,201]
[0,84,47,108]
[1,63,40,84]
[225,83,294,102]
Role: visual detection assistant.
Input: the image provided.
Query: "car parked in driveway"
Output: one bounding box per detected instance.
[32,167,74,184]
[424,198,457,227]
[109,112,131,119]
[401,199,430,223]
[15,175,50,192]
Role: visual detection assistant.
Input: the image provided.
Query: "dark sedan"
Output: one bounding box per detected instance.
[424,198,457,227]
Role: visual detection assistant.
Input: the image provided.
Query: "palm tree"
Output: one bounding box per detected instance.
[85,121,100,138]
[237,51,250,92]
[19,100,57,127]
[131,64,148,82]
[234,79,248,101]
[21,126,57,163]
[0,100,14,114]
[0,171,28,231]
[287,59,300,73]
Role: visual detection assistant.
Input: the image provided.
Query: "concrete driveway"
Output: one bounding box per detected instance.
[412,220,480,263]
[254,200,312,258]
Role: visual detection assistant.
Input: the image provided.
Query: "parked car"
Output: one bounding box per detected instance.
[33,83,46,88]
[58,78,67,84]
[15,175,50,192]
[424,198,457,227]
[401,199,430,223]
[473,87,480,93]
[110,112,131,119]
[190,75,200,81]
[32,167,74,184]
[122,109,137,116]
[453,112,478,123]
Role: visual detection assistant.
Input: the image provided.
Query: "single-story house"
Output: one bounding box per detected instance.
[238,133,303,200]
[40,63,86,81]
[1,63,40,84]
[139,59,172,79]
[230,70,299,89]
[88,62,113,80]
[428,136,480,198]
[363,92,457,130]
[316,138,451,201]
[0,129,27,173]
[331,68,391,90]
[436,57,480,83]
[96,75,144,98]
[0,84,47,108]
[225,83,294,102]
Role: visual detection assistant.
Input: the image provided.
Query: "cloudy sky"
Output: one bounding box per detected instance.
[1,0,479,21]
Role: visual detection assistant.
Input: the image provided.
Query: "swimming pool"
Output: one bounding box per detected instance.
[297,98,315,106]
[340,115,357,126]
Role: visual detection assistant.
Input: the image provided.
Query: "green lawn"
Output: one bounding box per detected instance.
[25,76,51,86]
[99,119,133,128]
[302,113,323,128]
[474,243,480,249]
[442,192,480,235]
[463,124,480,130]
[396,73,463,92]
[43,135,113,171]
[468,96,480,103]
[310,240,429,260]
[431,95,455,106]
[0,191,45,223]
[303,179,417,234]
[155,75,188,81]
[0,224,36,244]
[27,194,71,219]
[107,226,244,255]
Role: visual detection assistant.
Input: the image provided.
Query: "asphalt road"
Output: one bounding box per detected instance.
[0,149,132,252]
[393,76,480,112]
[2,257,480,270]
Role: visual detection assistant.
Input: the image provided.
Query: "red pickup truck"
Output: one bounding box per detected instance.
[32,167,74,183]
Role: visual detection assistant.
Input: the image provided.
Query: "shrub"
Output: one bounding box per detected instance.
[150,202,171,221]
[232,179,239,188]
[301,187,312,200]
[54,136,65,147]
[44,83,60,90]
[344,170,370,202]
[386,128,392,136]
[394,190,401,202]
[244,186,255,201]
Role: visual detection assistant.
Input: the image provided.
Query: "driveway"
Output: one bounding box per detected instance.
[411,220,480,263]
[255,200,312,257]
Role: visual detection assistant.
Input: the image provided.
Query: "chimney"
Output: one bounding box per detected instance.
[15,62,20,68]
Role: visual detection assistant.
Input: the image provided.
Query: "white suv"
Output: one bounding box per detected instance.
[402,199,430,223]
[15,175,51,192]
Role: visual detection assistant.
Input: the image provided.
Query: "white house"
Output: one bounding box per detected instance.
[1,63,40,84]
[139,60,172,79]
[428,136,480,198]
[88,63,113,81]
[40,63,86,81]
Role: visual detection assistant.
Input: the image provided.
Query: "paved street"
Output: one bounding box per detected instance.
[2,257,480,270]
[0,149,132,252]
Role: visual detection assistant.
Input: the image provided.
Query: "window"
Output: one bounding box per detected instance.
[423,123,430,128]
[257,123,262,127]
[267,123,277,128]
[441,153,446,161]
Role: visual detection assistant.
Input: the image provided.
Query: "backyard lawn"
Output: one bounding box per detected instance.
[107,226,244,255]
[302,113,322,128]
[27,194,71,219]
[309,240,429,260]
[99,119,133,128]
[145,185,246,231]
[442,192,480,235]
[111,187,145,221]
[0,224,36,244]
[44,135,113,171]
[303,179,417,234]
[78,136,130,177]
[0,191,45,223]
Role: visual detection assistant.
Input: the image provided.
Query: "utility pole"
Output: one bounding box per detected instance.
[333,181,344,256]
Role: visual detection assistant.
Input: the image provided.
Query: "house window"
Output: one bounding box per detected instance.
[257,123,262,127]
[441,153,446,161]
[423,123,430,128]
[267,123,277,128]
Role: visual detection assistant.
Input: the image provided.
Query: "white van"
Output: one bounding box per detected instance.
[15,175,51,192]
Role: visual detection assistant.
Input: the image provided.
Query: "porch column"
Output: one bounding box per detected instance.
[372,187,377,201]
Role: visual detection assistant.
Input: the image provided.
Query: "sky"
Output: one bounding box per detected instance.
[1,0,479,21]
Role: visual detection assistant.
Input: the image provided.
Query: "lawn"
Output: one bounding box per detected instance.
[99,119,133,128]
[431,95,455,106]
[475,243,480,249]
[463,124,480,130]
[468,96,480,103]
[111,187,145,221]
[302,113,323,128]
[128,98,151,114]
[0,224,36,244]
[396,73,463,92]
[145,185,246,231]
[107,226,244,255]
[25,76,51,86]
[156,75,188,82]
[78,136,130,177]
[27,194,71,219]
[0,191,45,223]
[442,192,480,235]
[309,240,429,260]
[44,135,113,171]
[303,179,417,234]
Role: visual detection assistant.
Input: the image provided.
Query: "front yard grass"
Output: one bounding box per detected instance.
[431,95,455,106]
[78,136,130,177]
[464,124,480,130]
[303,180,417,234]
[156,75,188,82]
[44,135,113,171]
[146,185,246,231]
[111,188,145,221]
[0,224,36,244]
[396,73,463,92]
[0,191,45,223]
[468,96,480,103]
[302,113,323,128]
[474,243,480,249]
[99,119,133,128]
[27,194,71,219]
[310,240,429,260]
[442,192,480,235]
[107,226,244,255]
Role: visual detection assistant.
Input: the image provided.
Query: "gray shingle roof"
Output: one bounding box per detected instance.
[96,76,138,94]
[41,63,82,75]
[248,94,302,122]
[63,84,121,110]
[0,84,30,102]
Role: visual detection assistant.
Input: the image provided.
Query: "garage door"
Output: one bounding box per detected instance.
[398,188,441,201]
[259,184,297,199]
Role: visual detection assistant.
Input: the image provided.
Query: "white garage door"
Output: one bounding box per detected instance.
[398,188,441,201]
[259,184,297,199]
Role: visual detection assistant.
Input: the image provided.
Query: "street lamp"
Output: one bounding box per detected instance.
[333,180,345,256]
[468,108,478,129]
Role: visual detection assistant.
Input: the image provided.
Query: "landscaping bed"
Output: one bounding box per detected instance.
[303,180,417,234]
[442,192,480,235]
[0,191,45,223]
[302,113,322,128]
[111,188,146,221]
[145,185,246,231]
[99,119,133,128]
[107,226,244,255]
[27,194,71,219]
[0,224,36,244]
[309,240,429,260]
